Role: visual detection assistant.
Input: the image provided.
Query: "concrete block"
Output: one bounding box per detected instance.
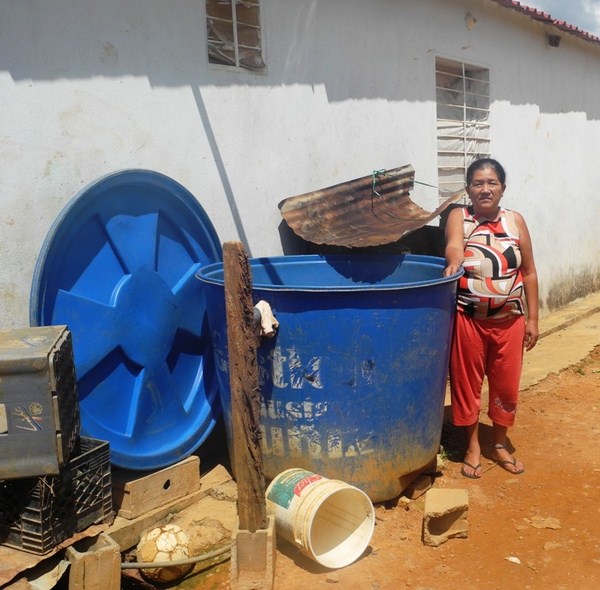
[422,488,468,547]
[230,515,276,590]
[403,473,435,500]
[398,457,438,495]
[65,533,121,590]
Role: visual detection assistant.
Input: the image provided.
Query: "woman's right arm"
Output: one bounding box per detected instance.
[443,207,464,277]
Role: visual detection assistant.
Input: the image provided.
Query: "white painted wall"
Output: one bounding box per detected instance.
[1,0,600,327]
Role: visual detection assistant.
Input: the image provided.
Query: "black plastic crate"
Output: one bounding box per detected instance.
[0,437,114,555]
[0,326,80,479]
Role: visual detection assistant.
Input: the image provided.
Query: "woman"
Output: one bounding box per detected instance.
[443,158,539,478]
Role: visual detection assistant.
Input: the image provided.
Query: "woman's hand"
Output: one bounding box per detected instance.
[443,263,461,277]
[524,319,539,351]
[516,213,539,352]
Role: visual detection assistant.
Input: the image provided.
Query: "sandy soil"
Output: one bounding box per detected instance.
[179,343,600,590]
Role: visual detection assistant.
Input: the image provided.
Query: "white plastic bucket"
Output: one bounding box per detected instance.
[265,468,375,569]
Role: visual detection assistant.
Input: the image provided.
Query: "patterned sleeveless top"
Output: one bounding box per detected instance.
[457,206,525,320]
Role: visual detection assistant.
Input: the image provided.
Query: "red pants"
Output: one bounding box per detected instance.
[449,312,525,427]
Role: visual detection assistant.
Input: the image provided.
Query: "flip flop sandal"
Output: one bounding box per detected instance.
[492,444,525,475]
[461,460,482,479]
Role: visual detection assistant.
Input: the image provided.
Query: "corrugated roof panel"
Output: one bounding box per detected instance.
[279,165,464,248]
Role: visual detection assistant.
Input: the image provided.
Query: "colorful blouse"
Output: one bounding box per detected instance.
[457,206,525,320]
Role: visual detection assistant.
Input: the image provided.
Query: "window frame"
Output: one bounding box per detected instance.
[206,0,266,74]
[435,56,491,203]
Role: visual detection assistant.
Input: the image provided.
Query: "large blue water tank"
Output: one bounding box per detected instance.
[198,254,461,502]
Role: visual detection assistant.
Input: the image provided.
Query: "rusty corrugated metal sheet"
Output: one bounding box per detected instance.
[279,165,464,248]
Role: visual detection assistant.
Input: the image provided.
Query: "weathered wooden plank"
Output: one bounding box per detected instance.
[223,241,267,533]
[111,456,201,520]
[107,464,233,551]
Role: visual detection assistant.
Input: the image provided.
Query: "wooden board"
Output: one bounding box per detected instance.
[223,242,267,532]
[111,456,201,519]
[107,464,234,551]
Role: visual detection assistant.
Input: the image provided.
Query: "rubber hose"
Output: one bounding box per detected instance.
[121,545,230,569]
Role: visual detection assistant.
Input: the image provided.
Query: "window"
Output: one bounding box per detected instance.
[206,0,265,71]
[435,57,490,202]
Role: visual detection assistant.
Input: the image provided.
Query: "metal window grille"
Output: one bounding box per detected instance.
[436,57,490,203]
[206,0,265,71]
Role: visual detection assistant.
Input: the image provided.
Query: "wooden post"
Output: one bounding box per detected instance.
[223,241,267,533]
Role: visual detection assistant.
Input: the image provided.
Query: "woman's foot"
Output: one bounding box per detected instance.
[492,443,524,474]
[460,451,482,479]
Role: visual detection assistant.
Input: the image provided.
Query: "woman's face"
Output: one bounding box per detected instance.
[466,166,505,217]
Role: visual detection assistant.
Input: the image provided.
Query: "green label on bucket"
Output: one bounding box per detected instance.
[267,471,323,509]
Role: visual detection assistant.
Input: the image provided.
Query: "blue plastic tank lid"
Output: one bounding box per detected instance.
[30,170,222,470]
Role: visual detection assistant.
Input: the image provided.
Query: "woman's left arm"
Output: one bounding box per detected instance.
[516,213,539,351]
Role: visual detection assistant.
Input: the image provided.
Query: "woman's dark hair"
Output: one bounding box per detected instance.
[466,158,506,186]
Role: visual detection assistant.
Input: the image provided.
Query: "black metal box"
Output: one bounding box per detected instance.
[0,325,80,480]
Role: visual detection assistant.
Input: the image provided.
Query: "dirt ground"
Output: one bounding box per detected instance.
[174,338,600,590]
